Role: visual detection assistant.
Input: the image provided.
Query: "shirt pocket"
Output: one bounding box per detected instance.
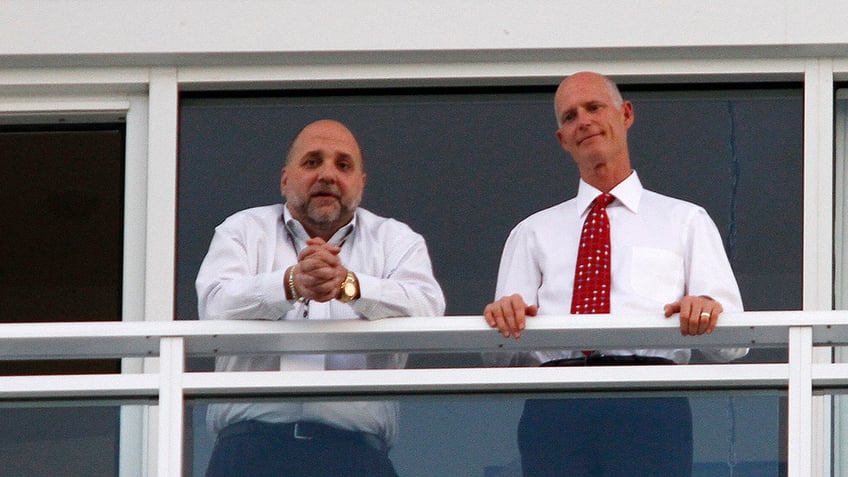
[629,246,685,303]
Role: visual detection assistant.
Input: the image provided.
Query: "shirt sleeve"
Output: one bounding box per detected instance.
[494,222,542,305]
[482,223,542,366]
[352,231,446,320]
[196,218,294,321]
[684,207,748,362]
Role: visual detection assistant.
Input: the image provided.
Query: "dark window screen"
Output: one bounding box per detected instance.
[0,124,125,476]
[177,86,802,322]
[178,85,802,477]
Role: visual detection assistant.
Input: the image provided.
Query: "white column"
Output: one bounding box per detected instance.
[788,326,814,477]
[121,92,151,477]
[803,58,835,477]
[145,67,179,324]
[803,59,834,310]
[158,337,185,477]
[145,67,180,476]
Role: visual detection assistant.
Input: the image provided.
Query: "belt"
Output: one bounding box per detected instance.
[542,355,675,366]
[217,420,387,453]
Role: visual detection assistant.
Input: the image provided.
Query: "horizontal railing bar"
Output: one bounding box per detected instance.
[0,374,158,400]
[181,364,792,396]
[0,364,789,400]
[3,361,848,400]
[0,311,843,360]
[812,362,848,389]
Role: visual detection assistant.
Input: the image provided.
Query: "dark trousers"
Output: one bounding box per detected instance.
[518,397,693,477]
[205,420,398,477]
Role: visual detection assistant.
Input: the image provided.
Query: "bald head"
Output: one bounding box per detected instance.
[285,119,364,169]
[555,72,624,126]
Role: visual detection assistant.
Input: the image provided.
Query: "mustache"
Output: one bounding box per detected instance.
[309,184,341,198]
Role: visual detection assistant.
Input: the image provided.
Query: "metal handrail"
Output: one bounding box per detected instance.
[0,310,835,477]
[0,310,844,361]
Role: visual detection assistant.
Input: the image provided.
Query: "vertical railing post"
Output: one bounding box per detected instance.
[788,325,813,477]
[158,337,185,477]
[146,65,181,477]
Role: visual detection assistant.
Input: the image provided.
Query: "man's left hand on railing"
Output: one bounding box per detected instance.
[664,295,723,336]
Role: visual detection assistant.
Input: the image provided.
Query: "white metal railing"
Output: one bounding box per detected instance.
[1,310,847,476]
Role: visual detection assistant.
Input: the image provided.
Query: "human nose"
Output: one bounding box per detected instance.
[316,162,337,182]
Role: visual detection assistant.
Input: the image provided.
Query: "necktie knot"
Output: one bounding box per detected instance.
[593,193,615,211]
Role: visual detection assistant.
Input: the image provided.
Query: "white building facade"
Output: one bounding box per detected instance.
[3,1,848,476]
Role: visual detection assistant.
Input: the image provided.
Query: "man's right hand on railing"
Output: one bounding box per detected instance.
[484,293,538,340]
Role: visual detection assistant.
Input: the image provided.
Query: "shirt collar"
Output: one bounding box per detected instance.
[575,170,643,217]
[282,204,357,247]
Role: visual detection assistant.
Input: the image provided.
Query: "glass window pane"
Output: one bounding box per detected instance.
[178,85,801,475]
[0,404,129,476]
[177,85,803,328]
[627,89,803,315]
[0,125,126,474]
[831,91,848,477]
[188,391,785,477]
[0,125,125,375]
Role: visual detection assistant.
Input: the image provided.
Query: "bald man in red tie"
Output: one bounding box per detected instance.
[483,72,747,477]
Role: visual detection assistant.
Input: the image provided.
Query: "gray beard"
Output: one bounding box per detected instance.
[289,195,360,231]
[306,201,343,226]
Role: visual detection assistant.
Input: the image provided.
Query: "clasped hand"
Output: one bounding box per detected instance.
[292,238,347,302]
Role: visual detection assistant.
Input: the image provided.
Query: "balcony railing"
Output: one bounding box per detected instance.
[0,310,846,476]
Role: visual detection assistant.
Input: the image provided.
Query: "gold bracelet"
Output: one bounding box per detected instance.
[288,265,299,302]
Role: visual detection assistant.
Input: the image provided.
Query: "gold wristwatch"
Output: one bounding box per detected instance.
[339,271,359,303]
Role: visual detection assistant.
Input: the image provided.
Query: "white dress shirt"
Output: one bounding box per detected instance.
[493,172,746,366]
[196,204,445,447]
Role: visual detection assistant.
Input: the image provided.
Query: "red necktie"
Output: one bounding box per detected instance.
[571,193,614,315]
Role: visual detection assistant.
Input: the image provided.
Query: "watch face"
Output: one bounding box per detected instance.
[343,282,357,297]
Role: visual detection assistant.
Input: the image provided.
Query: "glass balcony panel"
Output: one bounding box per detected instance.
[0,404,131,477]
[188,390,785,477]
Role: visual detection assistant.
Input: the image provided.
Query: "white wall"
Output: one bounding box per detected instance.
[1,0,848,66]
